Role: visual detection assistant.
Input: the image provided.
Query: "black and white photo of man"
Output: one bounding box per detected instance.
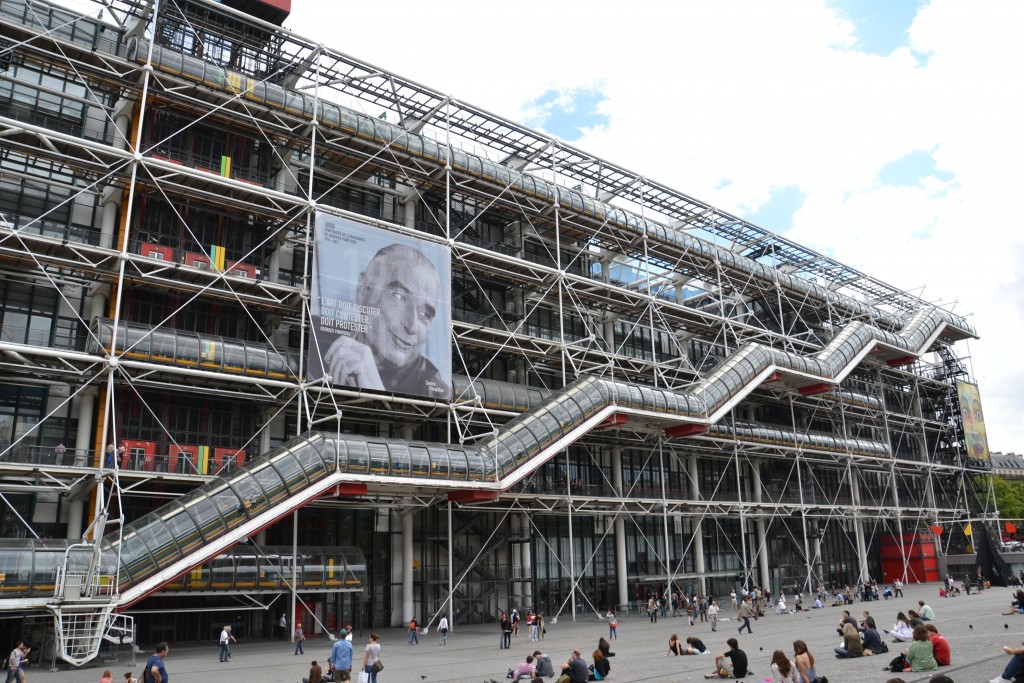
[308,215,451,400]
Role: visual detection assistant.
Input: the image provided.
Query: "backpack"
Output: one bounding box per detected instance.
[887,653,909,672]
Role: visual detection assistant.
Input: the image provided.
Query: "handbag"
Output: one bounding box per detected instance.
[372,659,383,673]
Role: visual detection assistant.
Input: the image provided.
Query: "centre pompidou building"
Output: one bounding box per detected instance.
[0,0,993,667]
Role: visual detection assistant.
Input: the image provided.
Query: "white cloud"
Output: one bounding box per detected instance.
[288,0,1024,450]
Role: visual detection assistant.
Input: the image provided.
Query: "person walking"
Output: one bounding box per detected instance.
[361,633,381,683]
[145,643,169,683]
[606,610,617,640]
[407,618,419,646]
[5,641,23,683]
[737,597,754,634]
[218,625,236,662]
[437,615,449,645]
[294,624,305,655]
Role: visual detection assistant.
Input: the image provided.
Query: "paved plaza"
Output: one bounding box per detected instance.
[29,583,1024,683]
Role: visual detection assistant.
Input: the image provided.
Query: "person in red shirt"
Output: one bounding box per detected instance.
[924,624,950,666]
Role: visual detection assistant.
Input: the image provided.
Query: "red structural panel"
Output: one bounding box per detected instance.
[333,483,368,497]
[762,372,782,384]
[886,356,917,367]
[798,383,833,396]
[596,414,629,429]
[448,491,499,503]
[664,424,708,438]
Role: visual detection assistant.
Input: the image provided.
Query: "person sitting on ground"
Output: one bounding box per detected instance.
[793,641,817,683]
[927,675,954,683]
[883,586,893,600]
[859,610,871,631]
[813,597,824,609]
[684,636,709,655]
[560,649,588,683]
[836,610,857,636]
[835,622,864,658]
[862,617,887,655]
[990,640,1024,683]
[889,612,915,642]
[905,625,939,672]
[711,638,748,679]
[923,624,950,667]
[589,649,609,681]
[532,651,554,678]
[306,661,323,683]
[770,649,799,683]
[511,655,537,680]
[1003,590,1024,616]
[667,634,684,656]
[776,596,788,615]
[907,610,925,627]
[918,601,935,621]
[597,637,614,658]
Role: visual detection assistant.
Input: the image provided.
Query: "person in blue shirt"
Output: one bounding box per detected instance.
[330,629,353,681]
[145,643,169,683]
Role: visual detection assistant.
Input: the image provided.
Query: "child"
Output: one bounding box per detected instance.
[100,672,113,683]
[123,673,136,683]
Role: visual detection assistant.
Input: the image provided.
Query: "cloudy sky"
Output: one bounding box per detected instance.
[287,0,1024,452]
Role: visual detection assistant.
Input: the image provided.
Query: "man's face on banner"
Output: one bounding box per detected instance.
[360,251,440,368]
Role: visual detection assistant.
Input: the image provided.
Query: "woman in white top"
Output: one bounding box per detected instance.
[707,599,720,631]
[890,612,915,642]
[362,633,382,683]
[770,650,799,683]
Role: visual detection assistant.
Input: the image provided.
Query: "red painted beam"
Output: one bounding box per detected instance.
[886,356,917,367]
[798,382,834,396]
[664,424,708,438]
[448,490,499,503]
[762,371,782,384]
[333,483,368,497]
[596,414,629,429]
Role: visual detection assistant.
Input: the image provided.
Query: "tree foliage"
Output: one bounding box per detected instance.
[987,476,1024,524]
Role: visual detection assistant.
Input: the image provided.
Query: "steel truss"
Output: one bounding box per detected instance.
[0,0,996,646]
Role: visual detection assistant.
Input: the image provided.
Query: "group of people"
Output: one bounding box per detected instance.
[500,609,545,646]
[703,638,815,681]
[825,601,949,675]
[508,646,604,682]
[314,627,381,683]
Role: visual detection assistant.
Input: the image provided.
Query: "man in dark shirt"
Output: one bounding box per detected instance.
[146,643,170,683]
[532,651,554,677]
[713,638,748,678]
[837,609,858,635]
[561,649,588,683]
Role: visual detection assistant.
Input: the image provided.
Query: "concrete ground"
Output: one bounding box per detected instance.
[29,583,1024,683]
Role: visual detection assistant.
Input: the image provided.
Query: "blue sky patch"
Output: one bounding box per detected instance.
[830,0,922,56]
[744,185,805,233]
[525,86,609,141]
[878,149,954,188]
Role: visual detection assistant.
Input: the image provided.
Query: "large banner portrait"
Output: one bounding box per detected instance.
[308,213,452,400]
[957,381,990,461]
